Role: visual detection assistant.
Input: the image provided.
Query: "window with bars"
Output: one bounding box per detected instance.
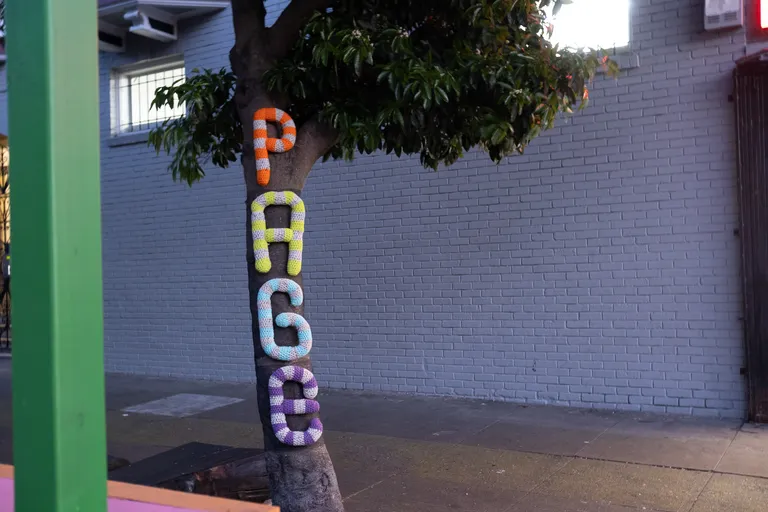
[111,58,186,135]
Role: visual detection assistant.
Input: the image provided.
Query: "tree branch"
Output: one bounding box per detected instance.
[269,0,336,59]
[231,0,267,53]
[292,116,339,183]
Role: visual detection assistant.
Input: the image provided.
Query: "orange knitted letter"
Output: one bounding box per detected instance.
[253,108,297,187]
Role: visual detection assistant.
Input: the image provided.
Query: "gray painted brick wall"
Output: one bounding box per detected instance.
[97,0,748,418]
[100,8,252,378]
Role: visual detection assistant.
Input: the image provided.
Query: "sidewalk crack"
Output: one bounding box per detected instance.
[711,421,742,472]
[341,476,389,502]
[679,473,713,512]
[574,418,621,458]
[503,456,575,512]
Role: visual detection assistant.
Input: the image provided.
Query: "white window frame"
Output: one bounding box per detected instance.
[110,55,186,136]
[546,0,631,53]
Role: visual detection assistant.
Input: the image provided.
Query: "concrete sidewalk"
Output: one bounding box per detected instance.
[0,359,766,511]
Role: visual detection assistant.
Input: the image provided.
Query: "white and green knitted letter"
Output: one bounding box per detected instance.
[251,191,305,276]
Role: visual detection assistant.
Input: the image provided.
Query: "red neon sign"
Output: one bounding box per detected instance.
[763,0,768,29]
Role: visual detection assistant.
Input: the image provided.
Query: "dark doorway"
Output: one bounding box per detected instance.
[734,51,768,422]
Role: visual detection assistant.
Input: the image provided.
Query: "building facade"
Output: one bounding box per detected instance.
[2,0,767,419]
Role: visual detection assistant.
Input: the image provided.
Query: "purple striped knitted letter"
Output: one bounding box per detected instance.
[269,365,323,446]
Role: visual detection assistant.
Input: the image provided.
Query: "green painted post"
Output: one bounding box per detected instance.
[6,0,107,510]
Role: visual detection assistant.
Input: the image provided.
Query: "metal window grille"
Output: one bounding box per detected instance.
[113,62,185,134]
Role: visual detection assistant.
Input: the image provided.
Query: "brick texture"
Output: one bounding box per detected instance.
[99,8,252,379]
[95,0,748,418]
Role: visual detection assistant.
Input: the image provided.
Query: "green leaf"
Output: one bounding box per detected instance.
[147,68,240,185]
[156,0,604,179]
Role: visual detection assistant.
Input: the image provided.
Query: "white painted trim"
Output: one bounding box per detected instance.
[99,0,228,18]
[110,55,186,136]
[100,1,140,16]
[113,53,184,75]
[140,0,229,8]
[107,131,150,147]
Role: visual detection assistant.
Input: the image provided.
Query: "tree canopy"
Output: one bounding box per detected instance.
[150,0,616,185]
[144,3,619,510]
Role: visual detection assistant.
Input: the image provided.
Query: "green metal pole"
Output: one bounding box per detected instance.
[7,0,107,510]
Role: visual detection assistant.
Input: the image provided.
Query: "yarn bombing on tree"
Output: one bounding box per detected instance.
[251,108,322,447]
[257,278,313,361]
[268,365,324,447]
[251,191,305,276]
[251,175,323,444]
[253,108,297,186]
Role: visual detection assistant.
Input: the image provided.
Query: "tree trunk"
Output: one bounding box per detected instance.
[244,185,344,512]
[230,15,344,504]
[227,2,344,508]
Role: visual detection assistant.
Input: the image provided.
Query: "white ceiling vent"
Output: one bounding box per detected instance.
[704,0,743,30]
[98,20,126,53]
[124,7,177,42]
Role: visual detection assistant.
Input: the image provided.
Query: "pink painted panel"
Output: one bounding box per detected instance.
[1,477,14,511]
[0,478,211,512]
[107,498,203,512]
